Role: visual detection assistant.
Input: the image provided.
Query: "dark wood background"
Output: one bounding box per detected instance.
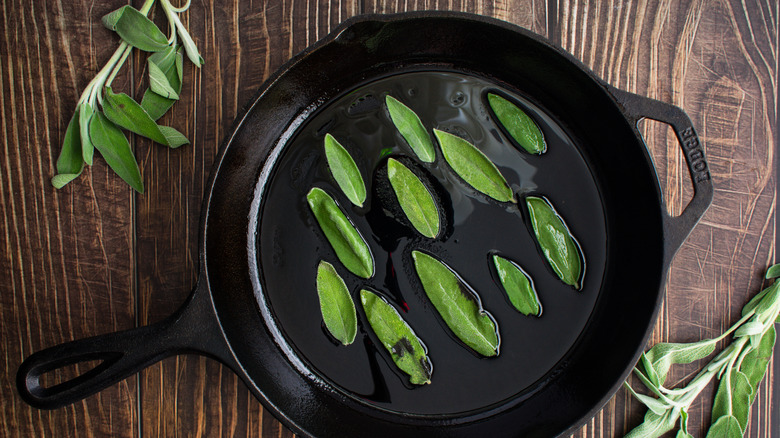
[1,0,776,436]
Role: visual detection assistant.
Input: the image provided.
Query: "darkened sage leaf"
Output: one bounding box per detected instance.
[110,6,169,52]
[78,103,95,165]
[158,126,189,148]
[711,369,752,432]
[307,188,373,278]
[387,158,439,238]
[360,289,432,385]
[487,93,546,155]
[705,415,743,438]
[385,95,435,162]
[315,261,357,345]
[765,263,780,279]
[741,325,776,402]
[103,87,169,145]
[412,250,499,357]
[492,254,540,316]
[434,129,514,203]
[52,110,84,188]
[89,111,144,193]
[624,408,680,438]
[324,134,366,207]
[642,338,717,386]
[148,61,180,100]
[526,196,583,289]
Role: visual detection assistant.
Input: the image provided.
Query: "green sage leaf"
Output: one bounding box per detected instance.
[487,92,546,154]
[434,129,514,203]
[741,325,776,402]
[78,103,95,165]
[642,338,717,386]
[705,415,743,438]
[387,158,440,238]
[324,134,366,207]
[765,264,780,279]
[148,61,180,100]
[412,250,499,357]
[158,126,189,148]
[315,261,357,345]
[307,188,373,278]
[141,47,183,120]
[103,87,169,145]
[89,111,144,193]
[678,408,693,438]
[52,110,84,188]
[711,369,752,432]
[385,95,435,163]
[624,408,680,438]
[106,6,169,52]
[492,254,541,316]
[360,289,432,385]
[526,196,583,289]
[734,320,764,338]
[624,382,669,416]
[175,18,204,66]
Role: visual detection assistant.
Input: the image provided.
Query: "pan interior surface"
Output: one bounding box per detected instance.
[256,69,607,416]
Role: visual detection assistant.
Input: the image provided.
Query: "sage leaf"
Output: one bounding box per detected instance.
[307,188,373,278]
[734,320,764,338]
[711,369,752,432]
[387,158,440,238]
[766,263,780,279]
[741,325,776,402]
[678,409,693,438]
[360,289,432,385]
[624,408,680,438]
[487,92,546,154]
[158,126,189,148]
[624,382,670,416]
[412,250,499,357]
[434,129,514,203]
[741,282,778,317]
[103,87,169,145]
[705,415,743,438]
[104,6,169,52]
[492,255,541,316]
[141,47,183,120]
[149,61,180,100]
[78,103,95,165]
[174,16,205,66]
[385,95,435,162]
[52,110,84,188]
[642,338,717,386]
[526,196,583,289]
[324,134,366,207]
[315,261,357,345]
[89,111,144,193]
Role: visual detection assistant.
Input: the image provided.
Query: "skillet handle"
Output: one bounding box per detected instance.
[17,281,234,409]
[608,87,714,266]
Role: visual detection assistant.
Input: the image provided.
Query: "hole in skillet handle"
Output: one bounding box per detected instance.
[608,86,714,267]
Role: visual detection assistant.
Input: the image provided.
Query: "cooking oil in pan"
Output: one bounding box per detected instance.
[257,70,607,416]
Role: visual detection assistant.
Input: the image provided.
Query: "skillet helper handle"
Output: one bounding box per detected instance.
[608,87,714,266]
[17,282,232,410]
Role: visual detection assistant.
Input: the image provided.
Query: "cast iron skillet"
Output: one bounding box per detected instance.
[18,12,713,437]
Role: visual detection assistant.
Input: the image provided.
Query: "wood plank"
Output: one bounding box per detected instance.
[556,0,777,437]
[135,1,360,437]
[0,0,138,436]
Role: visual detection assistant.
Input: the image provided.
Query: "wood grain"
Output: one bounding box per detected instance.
[0,0,776,437]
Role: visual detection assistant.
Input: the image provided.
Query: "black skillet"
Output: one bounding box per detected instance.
[18,12,713,437]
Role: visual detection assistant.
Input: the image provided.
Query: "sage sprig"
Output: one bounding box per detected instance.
[316,261,357,345]
[360,289,432,385]
[487,92,547,155]
[52,0,203,192]
[412,250,499,357]
[624,264,780,438]
[433,129,515,203]
[386,95,436,163]
[324,134,366,207]
[387,158,440,238]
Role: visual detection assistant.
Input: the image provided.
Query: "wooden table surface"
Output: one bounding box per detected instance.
[1,0,776,436]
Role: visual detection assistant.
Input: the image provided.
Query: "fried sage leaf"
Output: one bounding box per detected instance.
[387,158,440,238]
[492,254,541,316]
[307,188,373,278]
[316,261,357,345]
[526,196,583,288]
[386,95,435,163]
[360,289,432,385]
[487,93,546,155]
[433,129,514,203]
[324,134,366,207]
[412,250,499,357]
